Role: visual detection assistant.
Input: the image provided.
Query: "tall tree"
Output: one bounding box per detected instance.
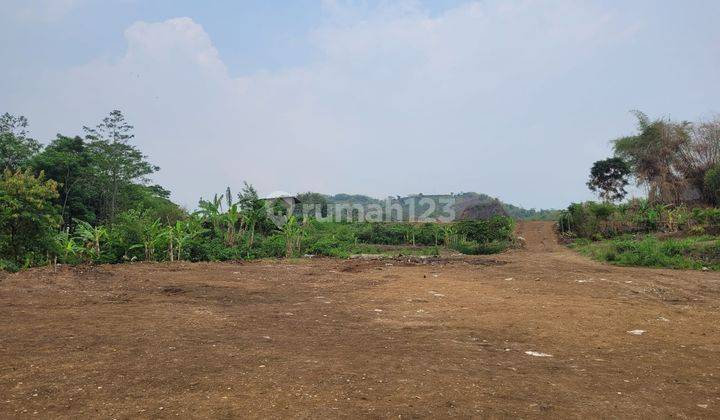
[613,111,690,204]
[587,157,631,202]
[0,113,41,171]
[680,117,720,203]
[31,135,96,226]
[297,191,329,217]
[238,182,267,247]
[83,110,158,222]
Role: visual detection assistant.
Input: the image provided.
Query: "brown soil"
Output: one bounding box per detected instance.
[1,221,719,418]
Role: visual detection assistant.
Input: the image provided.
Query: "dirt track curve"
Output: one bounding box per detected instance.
[1,221,719,418]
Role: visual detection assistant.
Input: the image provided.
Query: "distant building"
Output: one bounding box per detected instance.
[261,191,300,211]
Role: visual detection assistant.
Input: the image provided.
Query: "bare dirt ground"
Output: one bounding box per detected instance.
[1,221,719,418]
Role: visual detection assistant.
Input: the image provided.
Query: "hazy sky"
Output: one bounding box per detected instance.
[2,0,718,209]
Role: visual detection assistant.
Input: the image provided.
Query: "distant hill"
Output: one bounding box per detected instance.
[319,192,559,221]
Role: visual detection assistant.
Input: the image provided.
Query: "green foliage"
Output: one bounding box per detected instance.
[83,110,159,222]
[560,200,720,239]
[0,113,41,171]
[705,164,720,205]
[54,229,83,264]
[280,216,304,257]
[606,111,720,206]
[297,191,329,217]
[30,135,96,225]
[573,235,720,271]
[587,157,631,202]
[257,235,287,258]
[303,236,352,258]
[0,107,519,269]
[454,216,515,243]
[0,169,60,266]
[451,240,510,255]
[73,219,108,259]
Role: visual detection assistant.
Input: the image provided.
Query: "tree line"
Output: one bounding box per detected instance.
[587,111,720,205]
[1,110,516,271]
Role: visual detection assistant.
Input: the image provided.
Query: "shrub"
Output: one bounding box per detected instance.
[573,234,720,270]
[705,164,720,205]
[304,236,351,258]
[0,169,60,266]
[257,235,286,258]
[454,217,514,243]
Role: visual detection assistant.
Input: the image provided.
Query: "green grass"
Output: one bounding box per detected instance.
[571,234,720,270]
[297,219,515,258]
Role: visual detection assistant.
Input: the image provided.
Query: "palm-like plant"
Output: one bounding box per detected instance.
[195,193,224,236]
[442,225,457,247]
[162,218,205,261]
[73,219,107,259]
[224,203,241,246]
[280,216,304,257]
[404,224,416,246]
[129,218,163,261]
[242,201,266,247]
[54,229,82,264]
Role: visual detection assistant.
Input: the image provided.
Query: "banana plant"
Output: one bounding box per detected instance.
[162,219,205,261]
[54,229,82,264]
[129,218,163,261]
[195,193,225,236]
[404,224,416,246]
[73,219,107,260]
[242,201,266,247]
[224,203,241,246]
[280,216,305,257]
[442,225,457,247]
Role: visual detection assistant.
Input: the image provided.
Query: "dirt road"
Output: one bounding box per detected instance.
[1,221,719,418]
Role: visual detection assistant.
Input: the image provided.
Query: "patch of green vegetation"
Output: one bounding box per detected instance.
[571,235,720,271]
[1,109,517,271]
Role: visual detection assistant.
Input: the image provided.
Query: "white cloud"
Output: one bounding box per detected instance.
[12,1,639,208]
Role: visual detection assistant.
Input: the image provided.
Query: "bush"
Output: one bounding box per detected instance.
[454,217,514,243]
[303,236,351,258]
[561,199,720,239]
[257,235,286,258]
[0,169,60,267]
[573,235,720,270]
[705,164,720,205]
[0,259,19,272]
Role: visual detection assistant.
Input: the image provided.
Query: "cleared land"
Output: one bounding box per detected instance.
[1,221,719,418]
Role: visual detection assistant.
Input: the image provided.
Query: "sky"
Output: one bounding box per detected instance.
[1,0,719,210]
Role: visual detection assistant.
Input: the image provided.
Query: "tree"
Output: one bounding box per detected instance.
[31,135,96,226]
[705,163,720,205]
[84,110,158,222]
[238,182,267,247]
[132,217,162,261]
[224,203,241,246]
[0,169,60,266]
[196,193,224,236]
[0,113,41,171]
[162,218,205,261]
[280,216,304,257]
[297,191,329,217]
[682,117,720,203]
[54,229,82,264]
[613,111,691,204]
[587,157,631,202]
[74,219,107,259]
